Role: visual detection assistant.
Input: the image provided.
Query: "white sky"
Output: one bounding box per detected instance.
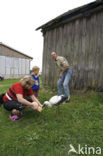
[0,0,94,71]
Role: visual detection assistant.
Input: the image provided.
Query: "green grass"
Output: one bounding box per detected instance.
[0,79,103,156]
[0,79,20,93]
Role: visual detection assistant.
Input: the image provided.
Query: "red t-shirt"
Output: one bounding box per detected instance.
[3,82,33,102]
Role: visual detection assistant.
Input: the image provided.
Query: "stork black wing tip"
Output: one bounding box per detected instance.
[56,96,68,106]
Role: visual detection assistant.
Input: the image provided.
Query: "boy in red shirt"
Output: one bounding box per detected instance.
[3,76,43,121]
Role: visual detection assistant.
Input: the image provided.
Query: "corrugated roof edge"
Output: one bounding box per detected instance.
[0,42,33,59]
[36,0,103,31]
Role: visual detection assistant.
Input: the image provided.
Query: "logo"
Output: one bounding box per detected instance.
[68,144,77,155]
[68,144,102,155]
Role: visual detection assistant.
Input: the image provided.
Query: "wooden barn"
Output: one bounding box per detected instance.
[0,42,33,79]
[36,0,103,91]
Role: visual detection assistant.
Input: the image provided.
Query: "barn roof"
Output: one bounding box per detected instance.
[0,42,33,59]
[36,0,103,32]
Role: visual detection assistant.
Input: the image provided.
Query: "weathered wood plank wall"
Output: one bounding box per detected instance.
[42,10,103,91]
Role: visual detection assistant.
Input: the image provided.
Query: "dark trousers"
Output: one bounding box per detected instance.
[4,100,26,111]
[33,89,39,98]
[3,97,32,111]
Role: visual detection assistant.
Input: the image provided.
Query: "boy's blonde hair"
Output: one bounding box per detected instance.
[20,75,34,87]
[32,66,40,72]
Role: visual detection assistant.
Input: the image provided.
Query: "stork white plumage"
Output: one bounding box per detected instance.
[43,95,68,108]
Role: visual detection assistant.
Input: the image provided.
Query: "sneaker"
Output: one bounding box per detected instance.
[66,96,70,103]
[9,114,20,121]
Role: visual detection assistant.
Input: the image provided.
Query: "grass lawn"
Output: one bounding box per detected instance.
[0,79,103,156]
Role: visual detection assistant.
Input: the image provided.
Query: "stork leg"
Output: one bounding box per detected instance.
[56,105,60,115]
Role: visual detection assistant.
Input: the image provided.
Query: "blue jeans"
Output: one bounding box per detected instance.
[57,68,72,97]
